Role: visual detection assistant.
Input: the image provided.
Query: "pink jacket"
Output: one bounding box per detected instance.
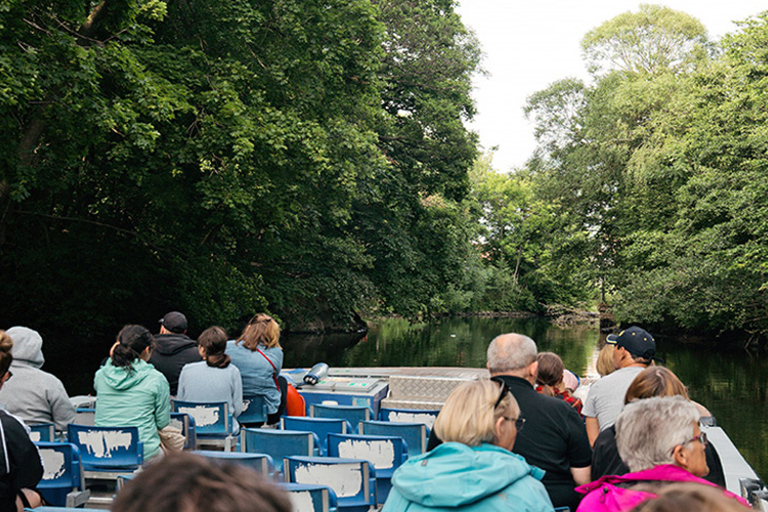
[575,464,750,512]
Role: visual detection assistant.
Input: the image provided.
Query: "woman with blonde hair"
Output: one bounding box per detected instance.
[383,379,554,511]
[596,344,616,376]
[226,314,283,425]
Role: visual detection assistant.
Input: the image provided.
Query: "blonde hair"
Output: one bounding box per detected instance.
[237,314,281,351]
[596,344,616,376]
[433,379,520,447]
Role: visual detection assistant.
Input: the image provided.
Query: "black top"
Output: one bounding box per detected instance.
[0,411,43,511]
[428,375,592,510]
[591,424,726,487]
[148,333,201,395]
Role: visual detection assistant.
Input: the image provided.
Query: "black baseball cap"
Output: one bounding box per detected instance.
[159,311,188,333]
[606,326,656,360]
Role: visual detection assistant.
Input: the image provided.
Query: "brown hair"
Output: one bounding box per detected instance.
[112,452,292,512]
[0,330,13,377]
[536,352,564,397]
[236,314,281,351]
[596,344,616,376]
[198,326,231,369]
[625,366,688,404]
[629,482,749,512]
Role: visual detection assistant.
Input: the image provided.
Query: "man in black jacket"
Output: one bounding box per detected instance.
[149,311,201,395]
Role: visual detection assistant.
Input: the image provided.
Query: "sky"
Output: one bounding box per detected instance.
[455,1,768,172]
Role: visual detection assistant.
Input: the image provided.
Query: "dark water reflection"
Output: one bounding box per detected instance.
[284,317,767,480]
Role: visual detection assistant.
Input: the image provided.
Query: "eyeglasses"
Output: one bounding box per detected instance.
[491,376,511,410]
[670,432,708,454]
[504,416,526,432]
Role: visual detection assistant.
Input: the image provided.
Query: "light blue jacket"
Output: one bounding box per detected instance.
[94,359,170,460]
[383,442,554,512]
[226,341,283,414]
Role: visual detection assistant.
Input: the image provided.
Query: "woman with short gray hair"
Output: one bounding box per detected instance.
[575,396,749,512]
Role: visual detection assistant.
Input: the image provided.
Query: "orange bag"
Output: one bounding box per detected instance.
[285,383,306,416]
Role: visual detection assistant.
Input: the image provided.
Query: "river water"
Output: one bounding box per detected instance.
[284,316,768,481]
[52,315,766,479]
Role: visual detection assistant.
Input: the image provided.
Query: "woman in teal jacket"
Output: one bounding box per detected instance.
[383,379,554,512]
[95,325,170,460]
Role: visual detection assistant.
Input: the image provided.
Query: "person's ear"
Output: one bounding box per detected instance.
[109,341,119,357]
[494,416,506,441]
[672,444,688,469]
[529,360,539,379]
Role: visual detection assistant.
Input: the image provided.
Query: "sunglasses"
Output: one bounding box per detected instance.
[491,377,526,432]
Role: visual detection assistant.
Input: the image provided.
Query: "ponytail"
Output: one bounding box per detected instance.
[536,352,565,397]
[112,325,154,371]
[198,326,230,369]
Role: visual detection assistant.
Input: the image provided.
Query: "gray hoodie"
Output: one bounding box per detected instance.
[0,326,76,431]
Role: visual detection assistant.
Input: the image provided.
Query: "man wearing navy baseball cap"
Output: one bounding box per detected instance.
[583,326,656,446]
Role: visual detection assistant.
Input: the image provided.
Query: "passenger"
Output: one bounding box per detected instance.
[384,379,554,512]
[596,344,617,376]
[226,314,284,426]
[111,452,292,512]
[149,311,202,396]
[628,482,751,511]
[427,334,591,509]
[0,330,44,512]
[535,352,583,415]
[584,326,656,445]
[591,367,725,486]
[94,325,170,461]
[576,396,749,512]
[0,326,76,431]
[177,326,243,432]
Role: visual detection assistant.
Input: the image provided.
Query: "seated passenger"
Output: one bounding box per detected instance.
[577,396,749,512]
[94,325,170,461]
[149,311,202,396]
[535,352,583,415]
[0,326,76,431]
[0,330,43,512]
[596,344,617,377]
[177,326,243,432]
[226,314,284,426]
[112,452,291,512]
[384,378,554,512]
[591,366,724,486]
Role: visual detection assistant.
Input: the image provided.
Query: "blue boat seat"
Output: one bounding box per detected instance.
[34,441,89,508]
[67,423,143,480]
[327,433,407,504]
[192,450,274,477]
[284,456,376,512]
[29,423,55,443]
[281,416,352,456]
[281,482,338,512]
[171,400,235,451]
[378,407,439,430]
[239,394,269,425]
[240,428,319,478]
[359,420,427,456]
[73,408,96,426]
[309,404,371,433]
[169,411,197,450]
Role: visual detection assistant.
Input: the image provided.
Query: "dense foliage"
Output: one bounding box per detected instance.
[0,0,480,336]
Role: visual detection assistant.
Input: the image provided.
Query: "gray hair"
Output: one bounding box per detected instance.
[615,396,700,472]
[487,334,537,374]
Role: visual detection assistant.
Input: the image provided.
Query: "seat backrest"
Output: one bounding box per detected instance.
[169,412,196,450]
[241,428,318,469]
[281,482,338,512]
[239,395,269,424]
[35,442,83,505]
[359,420,426,456]
[378,408,439,429]
[192,450,274,477]
[309,404,371,432]
[29,423,56,443]
[171,400,230,436]
[74,408,96,426]
[284,456,375,510]
[327,433,407,477]
[281,417,352,455]
[67,424,143,469]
